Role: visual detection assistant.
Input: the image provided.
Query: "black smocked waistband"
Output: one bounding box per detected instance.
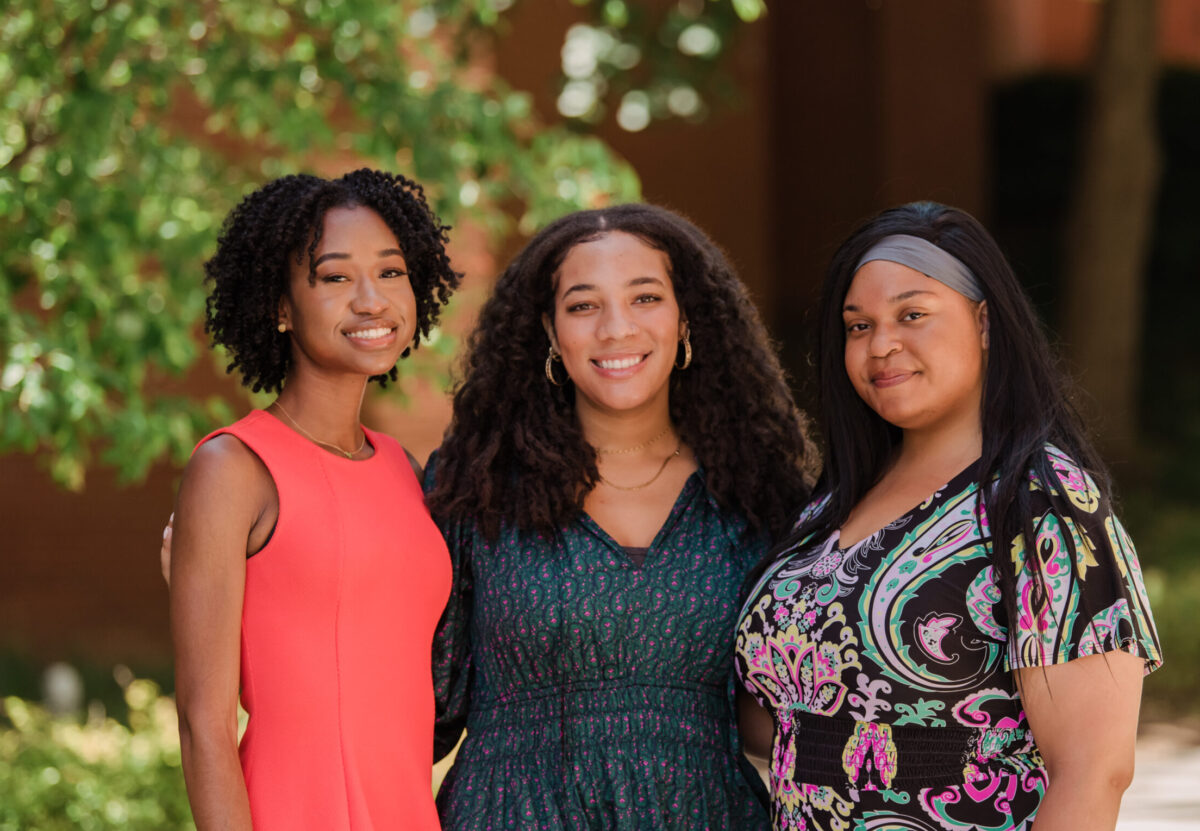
[781,710,1039,790]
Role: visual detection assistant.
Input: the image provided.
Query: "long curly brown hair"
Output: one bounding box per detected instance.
[427,203,818,540]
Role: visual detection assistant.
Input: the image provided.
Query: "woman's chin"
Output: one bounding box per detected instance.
[866,403,922,432]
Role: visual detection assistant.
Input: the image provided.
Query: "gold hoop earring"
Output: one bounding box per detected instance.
[675,332,692,370]
[545,347,565,386]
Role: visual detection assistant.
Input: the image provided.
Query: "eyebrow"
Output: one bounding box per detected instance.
[561,276,666,298]
[843,289,936,312]
[312,248,406,267]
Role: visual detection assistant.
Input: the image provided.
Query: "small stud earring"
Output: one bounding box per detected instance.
[277,323,287,333]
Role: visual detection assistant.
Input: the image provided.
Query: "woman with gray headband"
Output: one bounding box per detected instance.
[734,201,1160,830]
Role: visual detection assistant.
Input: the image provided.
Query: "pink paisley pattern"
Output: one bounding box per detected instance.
[741,604,859,718]
[841,721,898,790]
[735,447,1161,830]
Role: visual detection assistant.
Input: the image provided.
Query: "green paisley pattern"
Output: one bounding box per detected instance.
[429,460,770,830]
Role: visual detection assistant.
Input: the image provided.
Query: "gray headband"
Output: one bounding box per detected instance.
[855,234,984,302]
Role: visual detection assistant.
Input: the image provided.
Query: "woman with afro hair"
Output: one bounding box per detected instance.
[168,169,460,830]
[425,204,818,829]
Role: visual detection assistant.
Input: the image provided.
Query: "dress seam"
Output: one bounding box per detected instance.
[318,454,353,828]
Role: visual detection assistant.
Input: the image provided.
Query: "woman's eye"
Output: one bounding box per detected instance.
[566,301,595,313]
[845,321,868,334]
[633,293,661,304]
[381,268,408,279]
[902,311,926,322]
[320,273,348,283]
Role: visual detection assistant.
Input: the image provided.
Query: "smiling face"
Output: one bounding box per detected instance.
[278,205,416,382]
[842,259,988,435]
[544,231,685,419]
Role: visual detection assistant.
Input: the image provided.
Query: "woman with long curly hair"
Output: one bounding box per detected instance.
[425,203,817,829]
[735,202,1161,830]
[169,169,459,830]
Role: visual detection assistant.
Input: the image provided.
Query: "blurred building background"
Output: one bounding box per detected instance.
[2,0,1198,725]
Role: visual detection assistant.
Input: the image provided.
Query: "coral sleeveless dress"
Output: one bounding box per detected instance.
[197,409,450,830]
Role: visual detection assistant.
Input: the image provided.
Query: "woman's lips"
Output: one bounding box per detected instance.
[343,325,398,349]
[591,353,648,376]
[871,370,915,388]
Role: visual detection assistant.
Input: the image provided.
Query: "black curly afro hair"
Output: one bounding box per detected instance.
[204,168,461,393]
[427,203,818,541]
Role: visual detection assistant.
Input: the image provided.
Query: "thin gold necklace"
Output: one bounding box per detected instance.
[271,400,366,459]
[595,425,672,456]
[598,441,682,491]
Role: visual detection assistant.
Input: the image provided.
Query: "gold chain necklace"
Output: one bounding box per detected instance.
[597,441,681,491]
[595,425,672,456]
[271,400,366,459]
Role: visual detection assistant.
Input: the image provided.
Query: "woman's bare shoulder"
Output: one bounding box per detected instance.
[180,433,273,509]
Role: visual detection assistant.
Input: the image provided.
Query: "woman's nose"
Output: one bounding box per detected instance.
[598,305,637,340]
[868,323,901,358]
[352,276,388,315]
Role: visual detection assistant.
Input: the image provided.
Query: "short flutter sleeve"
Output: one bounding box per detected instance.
[424,451,475,761]
[1001,445,1162,674]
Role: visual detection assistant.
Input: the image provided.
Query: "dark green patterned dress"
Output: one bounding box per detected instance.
[428,460,770,830]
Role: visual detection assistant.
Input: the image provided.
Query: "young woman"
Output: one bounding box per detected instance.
[735,202,1161,830]
[170,170,460,830]
[425,204,817,829]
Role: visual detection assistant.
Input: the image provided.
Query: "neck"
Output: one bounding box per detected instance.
[273,371,370,450]
[895,407,983,480]
[575,399,675,454]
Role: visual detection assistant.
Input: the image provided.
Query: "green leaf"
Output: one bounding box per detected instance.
[0,0,756,490]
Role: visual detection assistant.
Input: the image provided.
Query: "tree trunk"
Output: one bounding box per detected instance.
[1062,0,1160,463]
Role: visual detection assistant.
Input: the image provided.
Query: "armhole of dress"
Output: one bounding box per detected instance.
[402,446,424,487]
[198,428,281,560]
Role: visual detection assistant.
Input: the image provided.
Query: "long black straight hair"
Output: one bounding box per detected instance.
[759,201,1110,664]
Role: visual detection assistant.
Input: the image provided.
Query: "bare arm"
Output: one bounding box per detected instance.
[170,436,271,830]
[737,687,774,765]
[1019,651,1144,831]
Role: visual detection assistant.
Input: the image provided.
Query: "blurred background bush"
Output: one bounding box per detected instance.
[1,679,190,830]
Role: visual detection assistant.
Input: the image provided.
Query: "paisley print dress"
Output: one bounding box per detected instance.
[735,446,1161,831]
[429,460,770,830]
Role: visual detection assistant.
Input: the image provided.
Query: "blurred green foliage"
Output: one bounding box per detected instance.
[0,681,192,831]
[1129,500,1200,719]
[3,0,767,490]
[1141,566,1200,718]
[550,0,765,129]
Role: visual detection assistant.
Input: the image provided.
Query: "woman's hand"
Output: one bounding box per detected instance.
[1019,651,1145,831]
[160,513,174,585]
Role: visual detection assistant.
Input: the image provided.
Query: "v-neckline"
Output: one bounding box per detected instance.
[578,469,704,568]
[834,457,980,552]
